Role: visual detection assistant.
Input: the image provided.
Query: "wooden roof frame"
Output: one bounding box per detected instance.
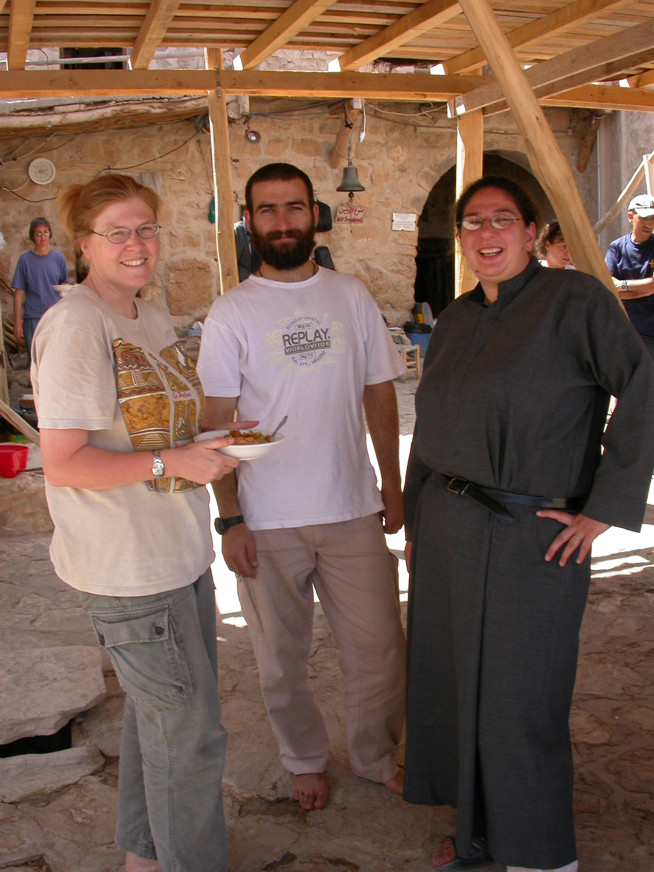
[1,0,650,294]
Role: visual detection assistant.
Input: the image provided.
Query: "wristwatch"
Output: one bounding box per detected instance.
[151,450,165,479]
[620,280,629,292]
[215,515,245,535]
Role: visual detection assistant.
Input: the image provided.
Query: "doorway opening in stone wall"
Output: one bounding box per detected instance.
[414,153,550,319]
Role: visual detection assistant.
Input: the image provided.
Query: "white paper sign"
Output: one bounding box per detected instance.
[392,212,417,231]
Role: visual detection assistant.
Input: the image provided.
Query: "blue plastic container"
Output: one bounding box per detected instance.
[405,330,432,355]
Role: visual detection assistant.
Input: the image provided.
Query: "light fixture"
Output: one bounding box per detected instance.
[244,117,261,144]
[336,145,365,200]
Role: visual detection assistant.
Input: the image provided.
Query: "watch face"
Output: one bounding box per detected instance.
[152,453,165,477]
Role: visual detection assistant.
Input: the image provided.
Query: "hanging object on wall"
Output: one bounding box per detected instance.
[336,162,365,200]
[336,142,365,202]
[28,158,56,185]
[208,196,215,224]
[244,118,261,144]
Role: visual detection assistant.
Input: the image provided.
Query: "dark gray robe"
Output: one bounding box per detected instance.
[403,260,654,869]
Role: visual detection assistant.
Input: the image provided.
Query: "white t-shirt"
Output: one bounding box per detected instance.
[197,266,404,530]
[31,285,214,596]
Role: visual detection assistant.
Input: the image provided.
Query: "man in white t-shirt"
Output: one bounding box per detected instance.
[197,163,406,811]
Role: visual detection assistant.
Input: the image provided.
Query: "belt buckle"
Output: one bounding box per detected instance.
[447,476,470,496]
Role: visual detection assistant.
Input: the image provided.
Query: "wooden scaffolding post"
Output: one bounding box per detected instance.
[205,48,239,294]
[457,0,617,294]
[455,108,483,297]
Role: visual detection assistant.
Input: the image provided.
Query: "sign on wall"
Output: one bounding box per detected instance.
[392,212,417,231]
[335,204,365,223]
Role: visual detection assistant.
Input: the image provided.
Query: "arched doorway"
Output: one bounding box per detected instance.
[414,153,552,318]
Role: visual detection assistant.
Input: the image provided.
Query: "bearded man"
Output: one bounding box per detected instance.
[197,162,406,811]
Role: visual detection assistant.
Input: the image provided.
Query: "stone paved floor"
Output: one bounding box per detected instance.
[1,378,653,870]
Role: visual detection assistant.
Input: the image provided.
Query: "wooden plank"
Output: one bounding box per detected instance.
[0,68,488,100]
[594,151,654,234]
[238,0,336,70]
[205,49,239,294]
[130,0,182,70]
[7,0,35,71]
[457,0,617,293]
[451,16,654,116]
[336,0,461,72]
[444,0,634,75]
[0,306,8,406]
[218,69,488,100]
[454,109,483,297]
[0,398,40,445]
[541,84,654,112]
[627,69,654,89]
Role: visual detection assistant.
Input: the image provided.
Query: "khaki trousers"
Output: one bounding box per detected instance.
[237,514,406,782]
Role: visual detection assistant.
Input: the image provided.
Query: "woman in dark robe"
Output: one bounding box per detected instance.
[402,176,654,872]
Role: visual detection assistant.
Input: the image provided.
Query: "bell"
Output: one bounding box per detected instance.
[336,162,365,197]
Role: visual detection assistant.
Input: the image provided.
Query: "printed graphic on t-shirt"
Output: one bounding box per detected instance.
[268,311,347,369]
[113,339,205,493]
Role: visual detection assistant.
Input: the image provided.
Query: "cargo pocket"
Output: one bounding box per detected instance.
[91,606,194,706]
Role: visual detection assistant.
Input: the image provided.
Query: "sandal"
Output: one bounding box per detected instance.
[433,836,491,870]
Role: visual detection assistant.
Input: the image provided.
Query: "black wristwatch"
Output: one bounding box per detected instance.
[214,515,245,535]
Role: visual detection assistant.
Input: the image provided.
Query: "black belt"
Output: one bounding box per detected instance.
[442,476,585,525]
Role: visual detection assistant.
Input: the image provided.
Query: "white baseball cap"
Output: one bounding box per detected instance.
[628,194,654,217]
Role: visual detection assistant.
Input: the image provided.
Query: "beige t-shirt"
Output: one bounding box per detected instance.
[31,285,214,596]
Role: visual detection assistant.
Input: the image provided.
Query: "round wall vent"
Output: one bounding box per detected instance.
[28,158,56,185]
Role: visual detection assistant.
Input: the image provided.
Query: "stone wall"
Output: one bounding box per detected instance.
[0,99,595,329]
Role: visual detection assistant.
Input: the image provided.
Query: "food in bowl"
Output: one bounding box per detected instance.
[228,429,271,445]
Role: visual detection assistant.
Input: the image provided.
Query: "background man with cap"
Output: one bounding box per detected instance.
[606,193,654,356]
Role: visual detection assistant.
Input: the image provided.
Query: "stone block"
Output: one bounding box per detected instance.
[0,746,105,802]
[0,472,53,536]
[166,259,214,315]
[0,646,106,745]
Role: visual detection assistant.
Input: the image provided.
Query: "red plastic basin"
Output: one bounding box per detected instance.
[0,444,29,478]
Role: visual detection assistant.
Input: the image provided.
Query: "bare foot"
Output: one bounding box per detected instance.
[125,852,161,872]
[291,772,329,810]
[384,768,404,795]
[431,837,457,867]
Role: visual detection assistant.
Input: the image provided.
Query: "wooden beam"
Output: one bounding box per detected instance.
[205,49,239,294]
[130,0,182,70]
[457,0,617,293]
[0,69,488,100]
[451,16,654,116]
[626,69,654,90]
[594,151,654,234]
[238,0,336,70]
[444,0,634,75]
[219,69,488,100]
[7,0,35,71]
[541,84,654,112]
[337,0,460,72]
[454,110,483,297]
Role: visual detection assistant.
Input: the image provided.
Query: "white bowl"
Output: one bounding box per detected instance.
[194,429,284,460]
[53,283,74,295]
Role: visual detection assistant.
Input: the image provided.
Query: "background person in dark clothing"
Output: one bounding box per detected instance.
[605,193,654,357]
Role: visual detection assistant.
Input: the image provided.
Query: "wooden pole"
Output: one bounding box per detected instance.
[0,398,40,445]
[457,0,617,294]
[594,149,654,234]
[0,307,9,406]
[205,48,239,294]
[455,109,484,297]
[643,154,653,195]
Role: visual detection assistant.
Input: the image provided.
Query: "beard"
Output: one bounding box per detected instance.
[250,219,316,271]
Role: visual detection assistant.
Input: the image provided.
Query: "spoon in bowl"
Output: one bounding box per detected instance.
[270,415,288,440]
